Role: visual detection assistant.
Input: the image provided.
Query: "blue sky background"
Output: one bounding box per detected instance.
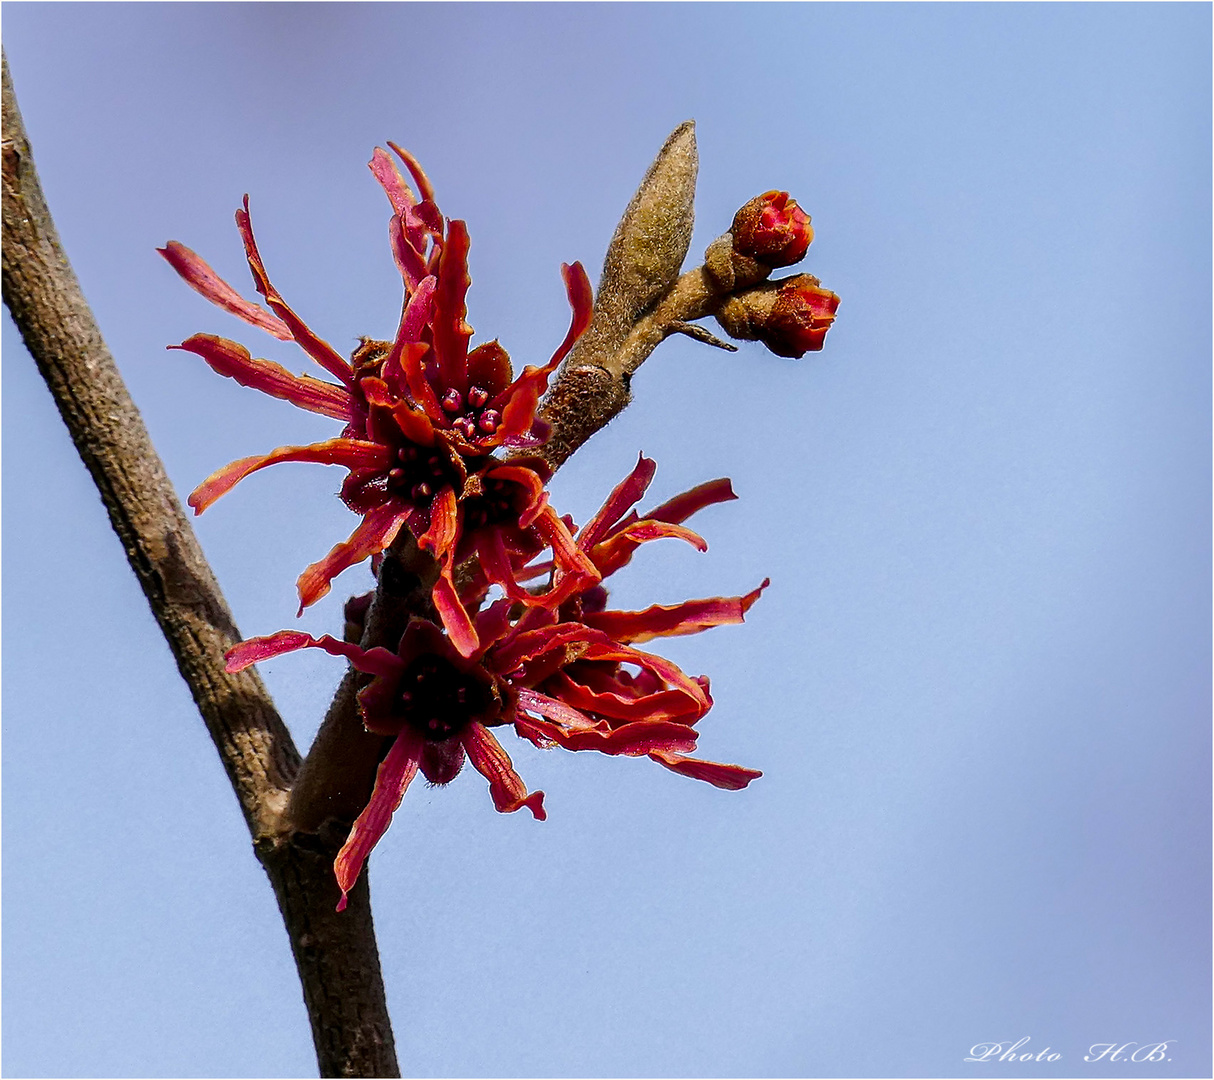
[3,4,1209,1078]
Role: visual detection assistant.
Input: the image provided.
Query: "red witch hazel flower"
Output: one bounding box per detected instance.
[160,143,597,656]
[226,455,765,910]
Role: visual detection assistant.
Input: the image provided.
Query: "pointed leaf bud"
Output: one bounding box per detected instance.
[715,274,840,358]
[566,121,699,366]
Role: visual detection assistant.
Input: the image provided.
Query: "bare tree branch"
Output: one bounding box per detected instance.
[2,51,398,1079]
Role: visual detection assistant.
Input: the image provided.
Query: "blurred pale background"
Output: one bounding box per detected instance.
[3,4,1209,1077]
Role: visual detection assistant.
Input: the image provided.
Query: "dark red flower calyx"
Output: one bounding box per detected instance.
[461,473,529,533]
[359,619,506,739]
[385,442,465,506]
[396,652,495,742]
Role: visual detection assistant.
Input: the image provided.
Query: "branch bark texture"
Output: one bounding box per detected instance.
[2,51,398,1078]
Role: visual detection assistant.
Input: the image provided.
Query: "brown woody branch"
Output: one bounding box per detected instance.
[1,52,398,1079]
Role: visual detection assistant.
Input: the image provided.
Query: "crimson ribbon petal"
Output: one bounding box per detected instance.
[384,279,436,389]
[334,730,425,911]
[582,581,768,644]
[519,715,699,757]
[589,520,708,579]
[515,688,606,732]
[188,438,394,514]
[578,454,657,550]
[648,749,763,790]
[296,503,410,612]
[158,242,292,340]
[546,670,706,725]
[462,723,546,819]
[420,487,479,658]
[644,478,738,526]
[236,196,355,388]
[577,641,711,711]
[172,335,355,421]
[492,262,593,441]
[388,141,437,205]
[225,630,402,678]
[431,219,473,395]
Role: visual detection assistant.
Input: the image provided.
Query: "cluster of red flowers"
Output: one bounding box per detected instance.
[163,145,829,909]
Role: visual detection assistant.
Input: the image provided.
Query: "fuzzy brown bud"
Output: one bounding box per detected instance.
[715,274,840,358]
[703,234,768,292]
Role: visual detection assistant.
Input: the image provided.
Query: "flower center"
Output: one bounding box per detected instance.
[385,443,463,507]
[441,384,501,442]
[396,654,492,742]
[460,476,525,532]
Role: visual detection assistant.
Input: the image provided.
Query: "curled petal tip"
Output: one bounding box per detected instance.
[522,791,547,821]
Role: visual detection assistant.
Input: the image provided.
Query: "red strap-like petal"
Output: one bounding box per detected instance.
[472,598,516,658]
[159,242,293,340]
[369,148,433,261]
[648,749,762,790]
[369,146,416,217]
[334,730,424,911]
[390,397,439,447]
[399,342,444,423]
[474,528,533,606]
[583,581,768,644]
[432,572,479,659]
[415,484,458,561]
[384,278,436,389]
[188,438,393,514]
[296,503,410,612]
[579,454,657,549]
[235,196,355,388]
[387,214,429,295]
[551,262,594,369]
[545,670,706,725]
[489,619,598,672]
[387,142,437,205]
[172,335,355,421]
[420,487,479,657]
[462,723,546,819]
[590,520,708,579]
[519,714,699,757]
[225,630,402,678]
[644,478,738,526]
[532,504,601,607]
[515,688,606,732]
[431,219,473,394]
[578,641,711,711]
[491,262,594,442]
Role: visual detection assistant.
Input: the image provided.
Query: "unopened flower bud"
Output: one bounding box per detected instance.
[715,274,840,358]
[732,191,813,267]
